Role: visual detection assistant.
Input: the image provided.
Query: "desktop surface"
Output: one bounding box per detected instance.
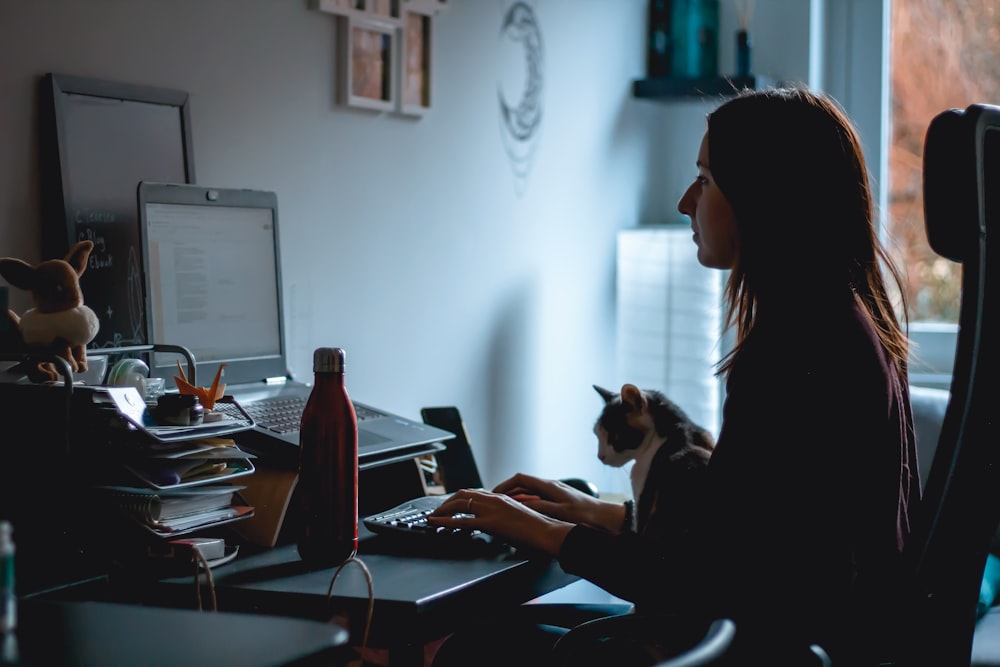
[24,508,579,667]
[137,536,577,664]
[9,598,349,667]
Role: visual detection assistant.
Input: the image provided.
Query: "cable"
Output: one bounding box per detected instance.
[190,546,217,612]
[418,454,439,476]
[326,555,374,667]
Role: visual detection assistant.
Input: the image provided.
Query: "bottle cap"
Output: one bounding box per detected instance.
[314,347,346,373]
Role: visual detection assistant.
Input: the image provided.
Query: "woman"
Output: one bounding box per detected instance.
[429,87,919,666]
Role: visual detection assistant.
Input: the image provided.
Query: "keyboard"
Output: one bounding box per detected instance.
[203,399,254,428]
[363,494,511,558]
[242,396,383,435]
[242,396,305,434]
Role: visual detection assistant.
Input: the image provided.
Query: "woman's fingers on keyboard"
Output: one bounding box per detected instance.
[429,490,486,522]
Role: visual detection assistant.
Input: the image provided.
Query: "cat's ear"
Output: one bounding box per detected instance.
[620,384,647,412]
[593,384,616,404]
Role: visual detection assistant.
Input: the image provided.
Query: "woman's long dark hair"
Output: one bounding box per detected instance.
[707,87,909,376]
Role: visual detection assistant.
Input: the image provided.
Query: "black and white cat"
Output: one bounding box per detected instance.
[593,384,715,539]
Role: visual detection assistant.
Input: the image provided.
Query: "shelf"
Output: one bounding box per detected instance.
[632,75,773,100]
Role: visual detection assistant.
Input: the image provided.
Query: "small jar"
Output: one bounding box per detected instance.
[155,394,205,426]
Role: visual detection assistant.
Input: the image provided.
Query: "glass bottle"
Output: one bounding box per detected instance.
[669,0,689,76]
[297,347,359,567]
[647,0,672,77]
[0,521,15,634]
[736,29,751,77]
[672,0,719,78]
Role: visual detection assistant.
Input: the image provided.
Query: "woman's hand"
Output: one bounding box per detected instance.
[427,488,574,556]
[493,472,626,534]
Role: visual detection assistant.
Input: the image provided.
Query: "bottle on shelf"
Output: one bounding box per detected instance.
[296,347,359,567]
[736,29,751,77]
[647,0,672,77]
[0,521,15,634]
[671,0,719,78]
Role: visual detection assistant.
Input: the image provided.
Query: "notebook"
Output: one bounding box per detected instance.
[135,181,453,470]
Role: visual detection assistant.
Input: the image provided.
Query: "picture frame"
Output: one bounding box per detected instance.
[311,0,363,16]
[339,14,397,112]
[368,0,401,19]
[401,0,447,13]
[37,73,195,349]
[399,7,433,115]
[314,0,447,114]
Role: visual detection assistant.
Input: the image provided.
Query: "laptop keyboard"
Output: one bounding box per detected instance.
[243,395,383,434]
[244,396,306,434]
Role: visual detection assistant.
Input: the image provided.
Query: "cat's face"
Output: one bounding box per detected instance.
[593,384,653,467]
[595,419,640,467]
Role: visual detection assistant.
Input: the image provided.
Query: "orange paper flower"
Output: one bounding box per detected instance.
[174,360,227,410]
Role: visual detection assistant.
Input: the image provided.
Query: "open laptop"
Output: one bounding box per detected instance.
[135,181,452,470]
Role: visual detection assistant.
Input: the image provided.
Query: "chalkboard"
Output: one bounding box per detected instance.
[38,72,195,349]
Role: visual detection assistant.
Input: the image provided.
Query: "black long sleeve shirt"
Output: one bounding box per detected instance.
[557,295,919,665]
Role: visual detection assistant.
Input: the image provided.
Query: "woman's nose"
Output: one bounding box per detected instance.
[678,183,695,215]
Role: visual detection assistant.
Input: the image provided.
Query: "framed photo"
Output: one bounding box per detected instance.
[339,14,397,111]
[400,8,432,115]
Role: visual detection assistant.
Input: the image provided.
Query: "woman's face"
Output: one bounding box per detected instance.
[677,132,738,270]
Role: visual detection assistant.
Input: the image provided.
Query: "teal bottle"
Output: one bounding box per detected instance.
[671,0,718,78]
[0,521,14,634]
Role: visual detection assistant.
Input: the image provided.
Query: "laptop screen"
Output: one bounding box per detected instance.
[138,182,289,386]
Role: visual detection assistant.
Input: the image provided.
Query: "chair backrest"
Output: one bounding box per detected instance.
[653,618,736,667]
[898,103,1000,666]
[550,614,737,667]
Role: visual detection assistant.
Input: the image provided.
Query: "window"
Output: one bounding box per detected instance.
[888,0,1000,324]
[886,0,1000,386]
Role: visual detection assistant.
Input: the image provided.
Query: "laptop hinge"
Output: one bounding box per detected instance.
[264,376,287,385]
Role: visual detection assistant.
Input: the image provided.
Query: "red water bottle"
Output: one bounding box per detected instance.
[297,347,359,566]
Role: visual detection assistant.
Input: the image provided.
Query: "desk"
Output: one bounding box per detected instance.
[131,539,578,667]
[6,598,349,667]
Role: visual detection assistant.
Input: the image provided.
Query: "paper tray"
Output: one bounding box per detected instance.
[134,503,255,539]
[123,452,256,491]
[97,387,255,444]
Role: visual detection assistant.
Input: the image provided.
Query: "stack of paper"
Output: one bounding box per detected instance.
[96,437,257,537]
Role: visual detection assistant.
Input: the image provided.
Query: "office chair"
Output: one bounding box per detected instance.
[549,616,735,667]
[549,611,831,667]
[888,102,1000,666]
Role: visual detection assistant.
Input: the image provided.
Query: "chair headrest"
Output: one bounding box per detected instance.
[923,103,1000,263]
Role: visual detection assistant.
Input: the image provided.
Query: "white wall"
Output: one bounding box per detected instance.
[0,0,815,495]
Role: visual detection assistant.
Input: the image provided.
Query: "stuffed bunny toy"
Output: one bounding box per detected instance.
[0,240,100,382]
